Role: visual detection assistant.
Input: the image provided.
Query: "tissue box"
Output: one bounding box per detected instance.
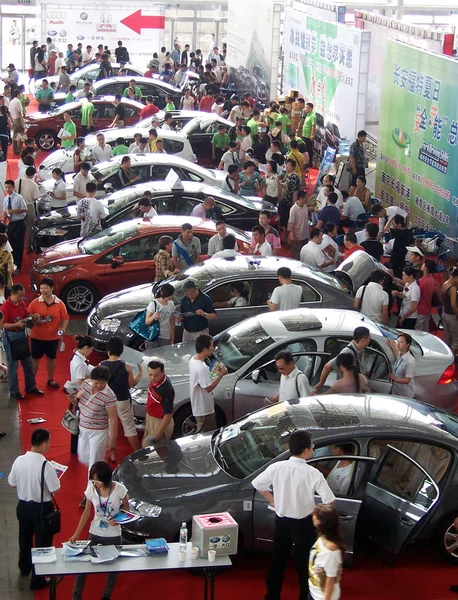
[192,512,238,557]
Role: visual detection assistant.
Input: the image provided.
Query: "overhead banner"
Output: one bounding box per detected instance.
[226,0,282,102]
[283,9,369,143]
[41,4,165,67]
[376,40,458,240]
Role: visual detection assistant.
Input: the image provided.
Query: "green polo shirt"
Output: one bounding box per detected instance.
[278,113,291,133]
[81,101,94,127]
[112,144,129,156]
[246,118,259,136]
[122,85,142,99]
[302,111,317,139]
[36,87,54,103]
[65,92,75,103]
[61,120,76,149]
[211,132,230,149]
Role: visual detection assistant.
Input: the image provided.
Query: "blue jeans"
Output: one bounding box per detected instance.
[3,331,36,394]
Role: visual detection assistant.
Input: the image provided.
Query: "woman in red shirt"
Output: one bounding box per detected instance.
[415,259,437,332]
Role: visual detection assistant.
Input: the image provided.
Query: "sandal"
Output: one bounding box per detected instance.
[47,380,60,389]
[108,452,117,463]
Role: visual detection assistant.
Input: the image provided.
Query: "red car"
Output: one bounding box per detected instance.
[25,96,144,151]
[30,216,252,314]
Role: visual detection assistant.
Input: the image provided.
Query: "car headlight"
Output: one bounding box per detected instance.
[128,499,162,518]
[131,388,147,405]
[98,318,121,333]
[39,228,68,236]
[34,264,73,274]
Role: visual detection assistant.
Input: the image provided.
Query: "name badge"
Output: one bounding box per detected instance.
[99,519,108,531]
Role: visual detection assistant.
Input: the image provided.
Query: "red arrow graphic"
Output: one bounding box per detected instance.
[120,10,165,35]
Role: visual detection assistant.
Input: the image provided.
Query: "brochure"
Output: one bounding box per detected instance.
[27,417,46,424]
[118,546,148,558]
[32,547,57,564]
[62,541,90,556]
[90,545,120,563]
[51,460,68,479]
[145,538,169,555]
[113,510,140,524]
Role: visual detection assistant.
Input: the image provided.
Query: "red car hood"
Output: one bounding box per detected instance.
[32,239,90,268]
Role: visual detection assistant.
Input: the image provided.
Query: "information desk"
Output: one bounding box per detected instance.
[35,543,232,600]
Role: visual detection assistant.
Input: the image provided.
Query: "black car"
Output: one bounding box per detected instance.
[90,77,183,109]
[87,251,384,353]
[30,181,278,252]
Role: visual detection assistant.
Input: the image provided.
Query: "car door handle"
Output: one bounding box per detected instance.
[339,515,354,522]
[399,517,414,527]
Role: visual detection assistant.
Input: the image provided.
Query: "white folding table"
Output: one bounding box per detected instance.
[34,542,232,600]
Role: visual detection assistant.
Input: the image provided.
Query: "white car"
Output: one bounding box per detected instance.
[38,153,226,209]
[37,126,195,180]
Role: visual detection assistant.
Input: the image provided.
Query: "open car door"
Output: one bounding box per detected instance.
[357,444,440,564]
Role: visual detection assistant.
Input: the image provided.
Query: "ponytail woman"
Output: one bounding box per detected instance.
[388,333,416,398]
[324,352,370,394]
[70,335,94,384]
[145,282,175,347]
[309,504,344,600]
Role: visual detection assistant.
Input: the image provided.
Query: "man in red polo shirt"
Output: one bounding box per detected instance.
[2,283,43,400]
[27,277,69,389]
[138,95,160,119]
[199,91,215,113]
[142,360,175,447]
[342,232,364,260]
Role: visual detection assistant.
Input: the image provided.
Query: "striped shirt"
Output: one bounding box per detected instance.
[78,380,117,430]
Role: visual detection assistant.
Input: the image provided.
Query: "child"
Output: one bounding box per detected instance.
[309,504,344,600]
[112,137,129,156]
[164,94,176,111]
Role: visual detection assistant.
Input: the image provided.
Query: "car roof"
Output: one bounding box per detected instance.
[92,152,199,167]
[284,395,458,444]
[109,216,247,236]
[85,128,188,143]
[183,113,233,129]
[43,96,143,113]
[93,76,174,87]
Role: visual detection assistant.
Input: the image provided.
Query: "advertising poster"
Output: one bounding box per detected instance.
[375,40,458,240]
[41,4,165,67]
[226,0,280,101]
[283,9,366,145]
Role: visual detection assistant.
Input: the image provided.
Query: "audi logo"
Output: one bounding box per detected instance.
[47,11,67,19]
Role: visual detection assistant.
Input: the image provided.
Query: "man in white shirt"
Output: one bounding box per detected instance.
[10,89,24,155]
[72,162,95,200]
[219,142,239,171]
[239,126,252,163]
[326,443,355,496]
[342,195,365,227]
[82,45,93,64]
[3,179,28,273]
[76,181,107,238]
[131,137,151,154]
[252,225,272,256]
[208,221,237,256]
[252,429,335,600]
[174,64,188,87]
[128,133,142,153]
[161,113,174,131]
[137,197,157,218]
[91,133,112,165]
[8,428,61,590]
[354,270,389,324]
[300,228,334,270]
[372,203,409,230]
[319,223,341,272]
[268,267,302,311]
[55,52,64,75]
[267,350,311,404]
[189,334,227,433]
[16,166,39,253]
[316,174,343,210]
[288,190,310,260]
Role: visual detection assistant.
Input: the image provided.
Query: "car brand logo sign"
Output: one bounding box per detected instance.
[77,35,85,40]
[59,30,67,37]
[47,11,66,18]
[80,12,88,20]
[47,29,57,36]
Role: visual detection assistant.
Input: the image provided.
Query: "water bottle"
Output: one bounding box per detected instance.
[179,522,188,550]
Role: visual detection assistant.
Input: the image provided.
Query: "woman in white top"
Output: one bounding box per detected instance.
[69,460,128,600]
[309,504,344,600]
[263,160,280,204]
[145,282,176,347]
[69,335,94,384]
[391,266,420,329]
[49,167,67,208]
[214,281,249,308]
[180,88,195,110]
[388,333,416,398]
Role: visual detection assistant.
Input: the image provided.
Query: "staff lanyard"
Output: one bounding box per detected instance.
[97,483,112,517]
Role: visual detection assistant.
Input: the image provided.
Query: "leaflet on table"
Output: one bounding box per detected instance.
[51,460,68,479]
[113,510,140,524]
[32,547,57,564]
[62,541,91,555]
[118,547,149,557]
[90,545,120,563]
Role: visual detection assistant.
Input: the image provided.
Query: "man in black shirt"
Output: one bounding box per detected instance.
[179,280,216,342]
[110,94,125,128]
[117,156,139,188]
[361,222,384,262]
[115,40,129,63]
[385,214,414,278]
[97,53,113,81]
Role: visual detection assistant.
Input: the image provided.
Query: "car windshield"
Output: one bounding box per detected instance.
[212,319,274,373]
[105,190,142,216]
[376,322,423,356]
[308,267,353,295]
[91,161,120,181]
[161,264,215,304]
[213,403,314,478]
[80,222,139,254]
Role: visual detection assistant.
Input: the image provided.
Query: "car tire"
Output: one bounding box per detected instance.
[36,130,58,152]
[435,513,458,564]
[173,404,227,438]
[62,281,99,315]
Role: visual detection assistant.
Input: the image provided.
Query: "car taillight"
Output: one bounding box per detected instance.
[437,364,456,385]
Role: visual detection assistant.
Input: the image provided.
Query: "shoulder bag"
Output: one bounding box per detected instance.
[4,328,30,361]
[129,303,160,341]
[61,402,79,435]
[356,285,367,312]
[39,461,61,536]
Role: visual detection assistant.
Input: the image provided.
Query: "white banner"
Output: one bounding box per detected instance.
[283,7,369,142]
[41,4,165,68]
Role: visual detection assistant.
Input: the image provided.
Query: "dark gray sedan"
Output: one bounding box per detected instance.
[115,393,458,565]
[87,251,384,353]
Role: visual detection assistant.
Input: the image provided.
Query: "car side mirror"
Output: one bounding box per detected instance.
[111,255,125,269]
[251,369,261,384]
[104,183,114,194]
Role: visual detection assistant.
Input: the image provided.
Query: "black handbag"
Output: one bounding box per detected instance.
[5,330,30,361]
[39,461,61,536]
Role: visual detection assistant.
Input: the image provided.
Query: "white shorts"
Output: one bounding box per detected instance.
[182,328,209,343]
[117,400,137,438]
[78,426,108,472]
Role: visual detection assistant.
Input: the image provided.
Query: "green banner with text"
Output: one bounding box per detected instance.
[376,40,458,240]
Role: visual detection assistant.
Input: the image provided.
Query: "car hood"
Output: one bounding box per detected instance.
[26,111,52,124]
[32,238,87,268]
[206,169,226,182]
[36,206,79,230]
[96,283,153,320]
[335,250,391,294]
[39,148,73,170]
[132,342,196,388]
[115,433,236,502]
[39,177,75,196]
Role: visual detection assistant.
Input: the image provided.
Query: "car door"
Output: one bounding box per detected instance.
[95,233,160,293]
[357,442,443,564]
[205,279,257,335]
[188,121,215,161]
[249,278,322,315]
[96,103,115,130]
[232,347,326,421]
[97,82,124,96]
[250,452,375,559]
